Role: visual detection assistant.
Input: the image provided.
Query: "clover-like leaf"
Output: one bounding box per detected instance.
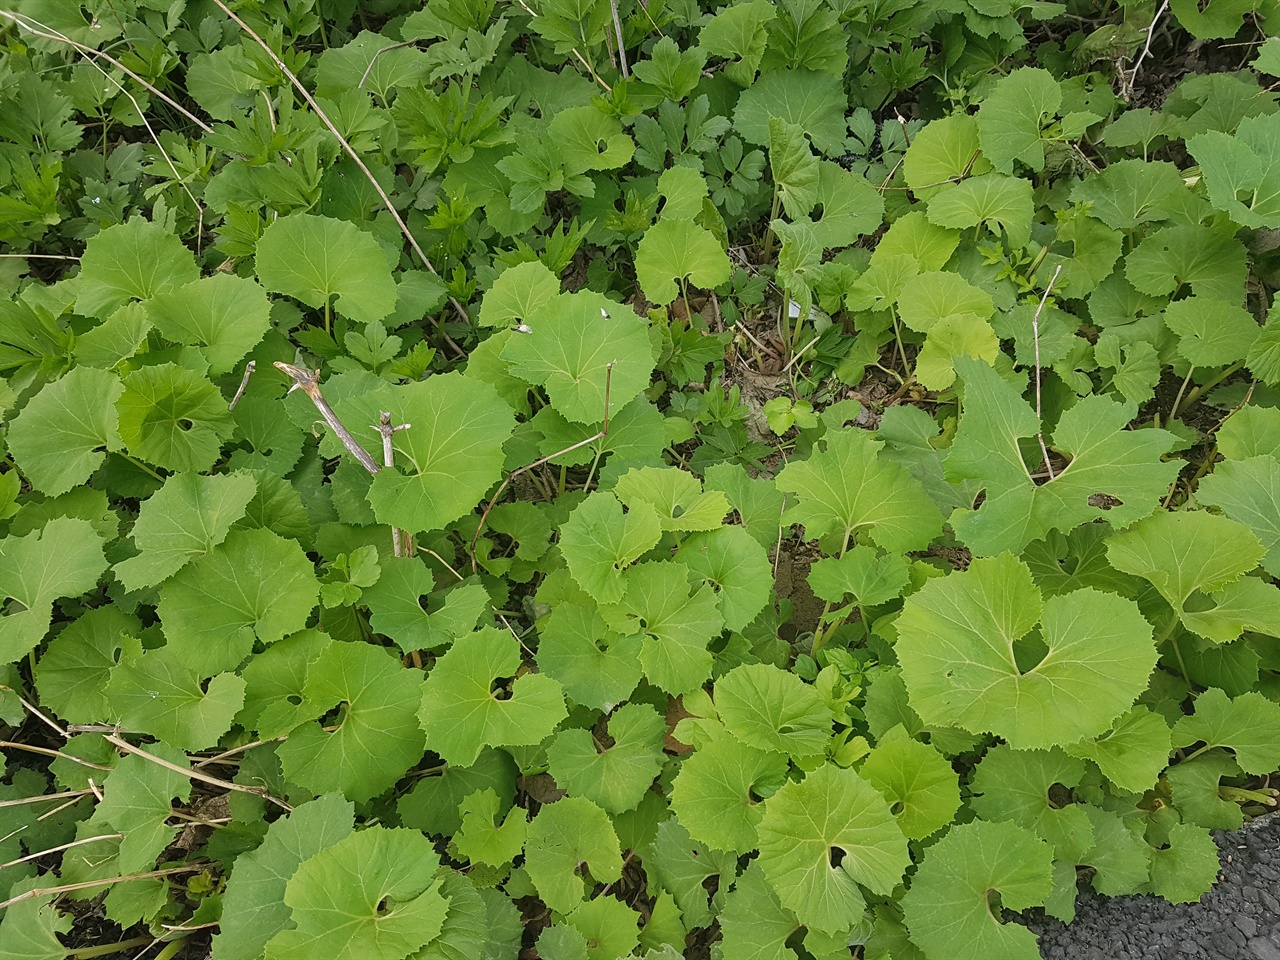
[1172,687,1280,775]
[145,274,272,376]
[895,552,1157,749]
[946,357,1179,556]
[278,642,426,803]
[74,218,199,319]
[7,366,125,497]
[0,517,107,663]
[524,797,622,914]
[418,626,566,766]
[546,703,666,814]
[860,726,960,841]
[116,363,235,473]
[255,213,397,324]
[634,218,731,306]
[671,735,787,854]
[901,820,1053,960]
[503,290,656,423]
[264,826,448,960]
[776,429,944,553]
[212,794,355,960]
[114,471,257,591]
[756,763,909,935]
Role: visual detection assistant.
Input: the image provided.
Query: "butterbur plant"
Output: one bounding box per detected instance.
[6,1,1280,959]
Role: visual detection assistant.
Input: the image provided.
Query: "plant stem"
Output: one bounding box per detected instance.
[1175,360,1245,416]
[324,296,332,338]
[69,937,156,959]
[121,454,163,482]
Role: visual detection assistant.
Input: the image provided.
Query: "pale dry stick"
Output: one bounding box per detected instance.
[209,0,471,342]
[0,11,214,134]
[1,686,68,738]
[358,39,419,89]
[1127,0,1170,101]
[469,363,615,572]
[1031,264,1063,481]
[275,362,382,473]
[0,833,124,871]
[0,789,93,810]
[86,778,104,803]
[780,332,823,375]
[103,733,293,812]
[192,736,284,770]
[609,0,629,78]
[0,740,113,771]
[0,253,79,261]
[376,411,415,558]
[509,0,612,91]
[228,360,255,412]
[0,865,205,912]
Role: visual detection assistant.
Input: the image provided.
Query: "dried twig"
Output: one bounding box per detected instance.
[609,0,629,78]
[103,733,292,812]
[0,833,124,870]
[470,363,615,571]
[274,362,382,473]
[1125,0,1169,101]
[376,411,415,557]
[0,865,206,911]
[228,360,255,411]
[0,740,113,771]
[1031,264,1063,481]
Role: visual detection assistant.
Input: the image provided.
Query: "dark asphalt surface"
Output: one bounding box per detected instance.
[1026,813,1280,960]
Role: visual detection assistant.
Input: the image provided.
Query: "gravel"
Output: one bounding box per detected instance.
[1028,813,1280,960]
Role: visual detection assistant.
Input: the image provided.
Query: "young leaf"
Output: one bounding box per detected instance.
[1198,456,1280,576]
[776,429,944,553]
[925,173,1034,249]
[7,366,125,497]
[901,820,1053,960]
[418,626,566,766]
[264,827,449,960]
[1171,687,1280,775]
[769,117,820,218]
[278,641,426,803]
[1143,821,1220,904]
[614,465,730,533]
[559,493,663,605]
[212,795,356,960]
[478,260,561,328]
[87,748,192,874]
[1063,706,1173,794]
[362,560,487,654]
[674,525,772,632]
[145,274,272,375]
[859,725,961,841]
[113,471,257,591]
[74,218,199,319]
[564,896,641,960]
[756,763,909,935]
[524,797,622,914]
[670,735,787,854]
[547,106,636,171]
[455,788,528,868]
[503,290,656,423]
[634,218,731,306]
[903,114,991,201]
[632,36,706,101]
[546,703,666,814]
[807,545,910,606]
[255,213,397,324]
[895,552,1158,749]
[698,0,776,86]
[946,357,1179,556]
[0,517,107,663]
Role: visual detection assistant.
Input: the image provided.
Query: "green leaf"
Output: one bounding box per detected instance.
[895,552,1158,749]
[1143,821,1220,904]
[716,663,833,760]
[976,68,1062,174]
[524,797,622,913]
[479,261,561,328]
[88,747,192,874]
[807,545,910,606]
[670,735,787,854]
[1199,456,1280,576]
[756,763,909,935]
[455,788,528,868]
[363,560,487,654]
[1063,706,1173,794]
[396,748,517,838]
[603,561,723,696]
[279,642,426,803]
[1163,296,1259,366]
[1068,159,1187,230]
[769,118,820,219]
[1172,687,1280,775]
[734,69,848,156]
[925,173,1034,249]
[114,471,257,591]
[337,372,513,534]
[7,366,124,496]
[564,896,640,960]
[859,726,961,841]
[704,462,786,548]
[1217,407,1280,460]
[547,703,666,814]
[536,602,643,712]
[1126,224,1247,301]
[213,795,356,960]
[776,429,944,552]
[1166,750,1244,830]
[968,745,1093,861]
[946,357,1180,556]
[808,162,884,247]
[633,36,706,101]
[116,363,235,473]
[157,528,319,675]
[559,493,663,605]
[1169,0,1257,40]
[901,820,1053,960]
[716,862,799,960]
[0,517,106,663]
[614,465,730,533]
[503,290,656,423]
[264,826,448,960]
[674,525,772,632]
[903,114,992,201]
[74,218,199,319]
[547,106,635,171]
[255,213,397,324]
[107,645,246,751]
[634,218,731,306]
[418,626,566,766]
[145,274,272,376]
[698,0,776,86]
[0,878,71,960]
[35,607,137,724]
